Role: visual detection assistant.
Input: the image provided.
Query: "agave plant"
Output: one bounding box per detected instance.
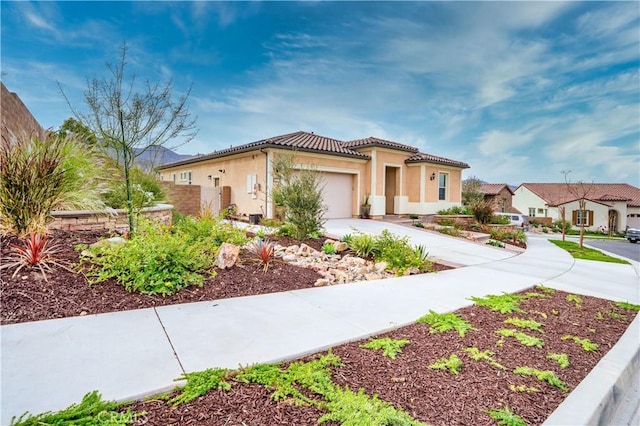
[247,238,275,272]
[0,233,73,281]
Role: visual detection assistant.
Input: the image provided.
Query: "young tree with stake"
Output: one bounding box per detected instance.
[60,42,197,234]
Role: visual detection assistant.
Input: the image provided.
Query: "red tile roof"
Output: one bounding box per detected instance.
[519,183,640,207]
[344,137,419,153]
[480,183,514,196]
[160,131,470,170]
[405,152,470,169]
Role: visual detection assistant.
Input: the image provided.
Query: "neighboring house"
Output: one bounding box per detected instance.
[513,183,640,232]
[158,131,469,219]
[479,183,515,213]
[1,82,46,143]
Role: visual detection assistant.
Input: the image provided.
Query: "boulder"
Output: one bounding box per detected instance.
[333,241,349,252]
[217,243,240,269]
[314,279,330,287]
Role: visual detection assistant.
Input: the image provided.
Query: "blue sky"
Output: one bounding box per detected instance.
[2,1,639,186]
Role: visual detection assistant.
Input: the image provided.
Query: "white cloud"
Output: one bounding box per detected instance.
[477,131,533,156]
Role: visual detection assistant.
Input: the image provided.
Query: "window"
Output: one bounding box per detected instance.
[573,209,594,226]
[575,210,590,226]
[438,173,448,201]
[537,208,544,214]
[528,208,536,217]
[179,171,192,184]
[172,173,176,183]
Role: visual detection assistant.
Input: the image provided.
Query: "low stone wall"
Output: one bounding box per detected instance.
[434,215,475,226]
[49,204,173,232]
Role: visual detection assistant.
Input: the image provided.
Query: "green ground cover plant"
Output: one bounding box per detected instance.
[509,384,539,393]
[504,317,544,333]
[546,353,570,368]
[535,285,555,295]
[561,335,599,352]
[513,367,568,391]
[170,368,231,406]
[429,354,463,375]
[318,387,425,426]
[463,347,506,370]
[548,240,630,264]
[614,301,640,311]
[10,391,140,426]
[416,310,477,337]
[566,294,583,308]
[359,338,410,360]
[496,329,544,348]
[470,293,529,314]
[483,405,527,426]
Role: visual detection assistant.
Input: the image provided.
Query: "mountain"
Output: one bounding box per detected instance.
[133,146,194,170]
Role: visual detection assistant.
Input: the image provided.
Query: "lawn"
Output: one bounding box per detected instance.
[548,240,630,264]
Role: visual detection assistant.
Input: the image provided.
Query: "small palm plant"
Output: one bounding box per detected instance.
[0,233,73,281]
[248,238,275,272]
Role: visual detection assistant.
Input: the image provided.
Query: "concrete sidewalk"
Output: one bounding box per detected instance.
[1,221,638,425]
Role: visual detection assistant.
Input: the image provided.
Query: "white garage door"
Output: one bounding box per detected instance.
[321,172,353,219]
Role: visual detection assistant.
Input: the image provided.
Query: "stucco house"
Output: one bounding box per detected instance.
[159,131,469,219]
[512,183,640,232]
[479,183,515,213]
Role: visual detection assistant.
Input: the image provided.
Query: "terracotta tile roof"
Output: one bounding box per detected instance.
[480,183,514,196]
[519,183,640,207]
[405,152,470,169]
[160,131,470,171]
[160,131,370,168]
[344,137,419,153]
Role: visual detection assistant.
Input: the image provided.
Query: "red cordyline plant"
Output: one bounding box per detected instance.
[0,233,73,281]
[248,238,275,272]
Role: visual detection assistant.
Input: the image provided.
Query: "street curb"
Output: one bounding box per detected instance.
[543,313,640,425]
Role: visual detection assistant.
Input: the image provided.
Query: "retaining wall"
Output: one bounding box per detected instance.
[48,204,173,232]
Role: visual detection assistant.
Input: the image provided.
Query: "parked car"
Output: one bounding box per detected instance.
[494,212,529,231]
[626,228,640,243]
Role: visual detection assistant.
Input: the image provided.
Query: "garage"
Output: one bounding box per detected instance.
[321,172,353,219]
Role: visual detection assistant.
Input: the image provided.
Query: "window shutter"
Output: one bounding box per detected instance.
[588,210,594,226]
[572,210,577,224]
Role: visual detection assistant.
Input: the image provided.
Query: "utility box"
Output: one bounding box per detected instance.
[249,214,262,225]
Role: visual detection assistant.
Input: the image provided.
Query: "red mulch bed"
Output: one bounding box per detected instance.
[120,288,636,425]
[0,230,450,325]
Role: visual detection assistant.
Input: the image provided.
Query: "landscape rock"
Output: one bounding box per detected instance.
[333,241,349,252]
[314,279,330,287]
[217,243,240,269]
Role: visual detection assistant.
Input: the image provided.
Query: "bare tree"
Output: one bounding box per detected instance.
[563,171,595,248]
[60,43,197,233]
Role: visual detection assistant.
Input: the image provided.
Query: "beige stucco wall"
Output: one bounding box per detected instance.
[160,151,267,217]
[160,145,467,218]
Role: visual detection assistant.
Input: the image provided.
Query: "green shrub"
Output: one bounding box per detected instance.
[438,226,461,237]
[490,215,511,225]
[409,213,419,220]
[0,133,105,236]
[322,243,336,255]
[489,228,527,245]
[174,215,249,247]
[102,165,165,209]
[374,229,431,274]
[553,219,572,233]
[471,200,494,224]
[83,219,218,296]
[276,223,297,237]
[436,206,471,215]
[348,233,376,258]
[279,167,327,240]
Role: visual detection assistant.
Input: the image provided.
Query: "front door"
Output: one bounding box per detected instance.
[385,167,397,214]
